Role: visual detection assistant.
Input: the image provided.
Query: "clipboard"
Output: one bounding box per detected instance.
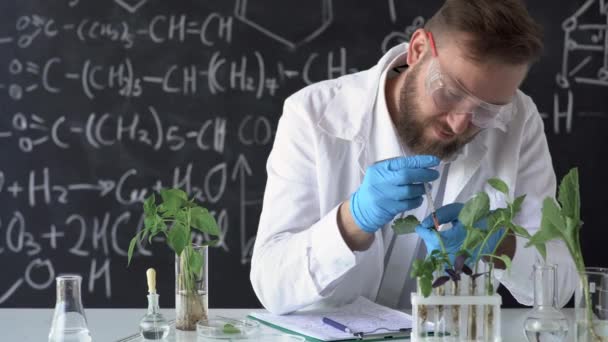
[247,296,413,341]
[248,315,411,341]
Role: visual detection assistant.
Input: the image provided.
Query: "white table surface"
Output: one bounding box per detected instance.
[0,307,576,341]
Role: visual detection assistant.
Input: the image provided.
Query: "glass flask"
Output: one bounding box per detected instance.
[523,264,569,342]
[139,293,170,340]
[139,268,170,340]
[48,274,92,342]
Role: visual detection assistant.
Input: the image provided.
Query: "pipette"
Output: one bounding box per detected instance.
[424,183,441,231]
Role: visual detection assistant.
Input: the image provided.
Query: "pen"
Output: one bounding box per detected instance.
[322,317,352,334]
[424,183,441,231]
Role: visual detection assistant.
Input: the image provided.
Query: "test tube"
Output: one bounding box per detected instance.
[424,183,441,230]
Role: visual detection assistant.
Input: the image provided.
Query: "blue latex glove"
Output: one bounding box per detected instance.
[415,203,466,262]
[415,203,505,264]
[350,155,440,233]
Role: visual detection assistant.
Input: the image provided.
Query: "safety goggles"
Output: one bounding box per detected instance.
[425,31,512,129]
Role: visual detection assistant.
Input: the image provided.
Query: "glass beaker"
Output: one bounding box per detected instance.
[523,264,569,342]
[575,267,608,341]
[175,244,208,331]
[48,275,92,342]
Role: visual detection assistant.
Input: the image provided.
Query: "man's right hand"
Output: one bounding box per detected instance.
[349,155,440,233]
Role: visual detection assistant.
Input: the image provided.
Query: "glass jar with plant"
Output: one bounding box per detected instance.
[526,168,607,341]
[394,177,543,341]
[127,188,220,331]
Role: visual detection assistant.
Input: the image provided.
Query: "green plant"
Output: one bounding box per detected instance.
[409,250,449,297]
[127,188,220,330]
[526,168,581,268]
[459,178,531,281]
[127,188,220,266]
[392,177,533,297]
[525,168,601,340]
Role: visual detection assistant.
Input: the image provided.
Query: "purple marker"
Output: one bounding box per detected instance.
[322,317,353,334]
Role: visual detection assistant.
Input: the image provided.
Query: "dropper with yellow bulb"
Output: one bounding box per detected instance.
[139,268,170,340]
[147,268,157,294]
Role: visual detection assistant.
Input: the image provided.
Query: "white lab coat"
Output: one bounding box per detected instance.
[250,43,577,315]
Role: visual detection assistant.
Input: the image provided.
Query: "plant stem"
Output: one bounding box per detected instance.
[451,281,460,338]
[565,223,601,341]
[432,230,453,268]
[489,227,508,257]
[575,259,601,341]
[473,221,507,268]
[468,278,477,339]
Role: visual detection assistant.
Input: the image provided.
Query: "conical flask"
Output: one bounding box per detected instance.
[523,264,569,341]
[48,275,92,342]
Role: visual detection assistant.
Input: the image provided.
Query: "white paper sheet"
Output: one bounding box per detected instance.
[249,296,413,341]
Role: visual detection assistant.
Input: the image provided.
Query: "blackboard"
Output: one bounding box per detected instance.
[0,0,606,309]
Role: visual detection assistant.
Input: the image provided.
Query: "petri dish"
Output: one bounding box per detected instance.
[196,318,260,339]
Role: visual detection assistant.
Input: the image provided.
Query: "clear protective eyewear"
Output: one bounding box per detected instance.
[425,31,512,129]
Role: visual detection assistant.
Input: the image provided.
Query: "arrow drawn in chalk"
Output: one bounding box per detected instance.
[231,155,257,264]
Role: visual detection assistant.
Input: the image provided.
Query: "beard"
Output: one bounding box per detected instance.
[394,61,477,160]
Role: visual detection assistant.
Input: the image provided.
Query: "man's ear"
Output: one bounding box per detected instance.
[407,29,429,66]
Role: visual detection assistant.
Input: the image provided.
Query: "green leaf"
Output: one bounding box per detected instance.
[529,201,563,245]
[558,168,580,220]
[145,215,165,243]
[459,192,490,228]
[127,231,142,266]
[482,254,512,271]
[486,209,506,232]
[564,216,581,249]
[175,209,188,225]
[534,243,547,261]
[158,204,171,217]
[525,200,565,261]
[144,215,157,230]
[410,259,423,278]
[509,223,531,239]
[161,189,188,213]
[419,275,433,297]
[191,207,220,236]
[511,195,526,216]
[463,228,485,252]
[392,215,420,235]
[188,248,203,278]
[525,228,554,261]
[422,258,436,274]
[542,197,567,235]
[223,323,240,334]
[488,178,509,195]
[168,222,189,256]
[143,194,156,214]
[155,218,167,232]
[429,249,442,257]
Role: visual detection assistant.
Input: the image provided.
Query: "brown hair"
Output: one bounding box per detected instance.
[424,0,543,65]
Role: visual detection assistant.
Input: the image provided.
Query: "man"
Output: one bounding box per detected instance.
[250,0,577,314]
